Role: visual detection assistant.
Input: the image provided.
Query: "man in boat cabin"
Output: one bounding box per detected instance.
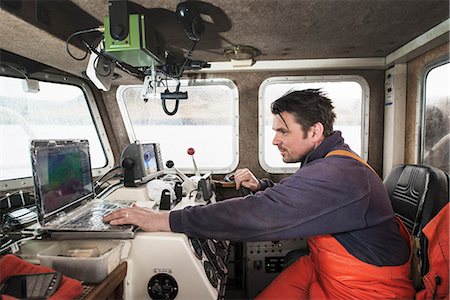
[104,89,414,299]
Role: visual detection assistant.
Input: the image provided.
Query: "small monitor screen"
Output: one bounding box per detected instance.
[199,176,213,201]
[121,141,163,184]
[142,143,159,175]
[32,141,93,218]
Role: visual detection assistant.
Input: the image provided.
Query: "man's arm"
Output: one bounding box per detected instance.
[105,158,375,241]
[234,168,274,192]
[234,168,261,191]
[103,168,269,231]
[169,161,373,241]
[258,178,275,190]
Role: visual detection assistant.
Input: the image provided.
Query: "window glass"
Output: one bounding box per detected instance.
[422,62,449,174]
[259,77,368,173]
[117,79,238,173]
[0,76,109,185]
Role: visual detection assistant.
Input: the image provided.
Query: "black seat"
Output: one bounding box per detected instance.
[383,164,449,289]
[383,164,449,236]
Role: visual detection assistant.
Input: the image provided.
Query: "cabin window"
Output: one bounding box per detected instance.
[421,61,449,174]
[0,74,113,190]
[117,79,239,173]
[259,76,369,173]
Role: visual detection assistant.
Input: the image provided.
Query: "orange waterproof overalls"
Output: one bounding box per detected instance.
[257,150,415,299]
[257,219,414,299]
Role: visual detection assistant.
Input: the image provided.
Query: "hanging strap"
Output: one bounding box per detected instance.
[325,149,377,175]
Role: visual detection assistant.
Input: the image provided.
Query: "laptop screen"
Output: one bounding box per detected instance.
[31,140,93,222]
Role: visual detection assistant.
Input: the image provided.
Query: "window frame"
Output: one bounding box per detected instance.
[116,78,239,173]
[0,72,114,191]
[258,75,370,173]
[417,58,450,166]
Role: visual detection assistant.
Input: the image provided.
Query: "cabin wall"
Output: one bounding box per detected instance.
[89,82,122,162]
[405,43,449,164]
[100,69,385,180]
[96,43,449,179]
[100,86,130,161]
[215,70,385,180]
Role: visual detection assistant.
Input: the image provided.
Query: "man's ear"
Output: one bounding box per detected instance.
[311,122,324,142]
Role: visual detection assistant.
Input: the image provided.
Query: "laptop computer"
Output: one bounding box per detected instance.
[31,139,136,239]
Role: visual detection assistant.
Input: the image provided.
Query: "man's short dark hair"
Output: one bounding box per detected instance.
[271,89,336,137]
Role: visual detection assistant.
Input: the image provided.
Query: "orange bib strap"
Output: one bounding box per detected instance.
[325,149,377,175]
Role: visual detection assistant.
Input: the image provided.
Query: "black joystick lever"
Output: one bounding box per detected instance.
[121,157,136,187]
[166,160,174,168]
[165,160,193,185]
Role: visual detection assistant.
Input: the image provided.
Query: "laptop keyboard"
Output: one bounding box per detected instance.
[61,201,133,231]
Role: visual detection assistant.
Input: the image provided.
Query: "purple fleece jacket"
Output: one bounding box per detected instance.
[169,131,410,266]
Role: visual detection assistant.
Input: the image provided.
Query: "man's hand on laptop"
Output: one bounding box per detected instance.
[103,205,171,232]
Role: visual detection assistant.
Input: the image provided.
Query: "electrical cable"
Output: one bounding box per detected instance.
[0,238,13,254]
[1,190,34,208]
[144,40,198,117]
[93,167,123,195]
[67,27,149,82]
[95,180,123,199]
[162,98,180,116]
[93,165,120,184]
[0,234,38,254]
[93,166,121,188]
[188,189,197,200]
[174,40,198,79]
[115,60,145,79]
[65,27,104,61]
[95,174,122,192]
[82,39,115,79]
[1,191,21,204]
[153,40,197,115]
[93,53,113,78]
[68,27,144,79]
[154,40,197,80]
[161,79,183,115]
[82,37,102,56]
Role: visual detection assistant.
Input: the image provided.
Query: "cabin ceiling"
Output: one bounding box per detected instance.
[0,0,449,82]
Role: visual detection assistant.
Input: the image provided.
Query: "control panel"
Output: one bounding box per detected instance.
[107,169,228,299]
[189,238,229,297]
[245,239,308,299]
[124,233,229,300]
[109,145,227,299]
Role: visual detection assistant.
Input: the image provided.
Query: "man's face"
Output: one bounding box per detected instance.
[271,112,316,163]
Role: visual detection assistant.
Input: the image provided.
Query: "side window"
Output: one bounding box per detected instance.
[421,61,449,174]
[259,76,369,173]
[0,74,113,190]
[117,79,239,173]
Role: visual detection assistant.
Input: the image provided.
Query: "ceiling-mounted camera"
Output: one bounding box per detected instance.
[176,2,205,42]
[73,0,211,115]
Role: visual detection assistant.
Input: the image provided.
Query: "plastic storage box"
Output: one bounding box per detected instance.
[38,240,123,283]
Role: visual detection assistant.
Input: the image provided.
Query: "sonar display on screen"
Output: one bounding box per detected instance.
[33,142,93,217]
[142,143,158,175]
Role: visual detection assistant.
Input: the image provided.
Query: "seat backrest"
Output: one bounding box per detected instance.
[383,164,449,236]
[383,164,449,289]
